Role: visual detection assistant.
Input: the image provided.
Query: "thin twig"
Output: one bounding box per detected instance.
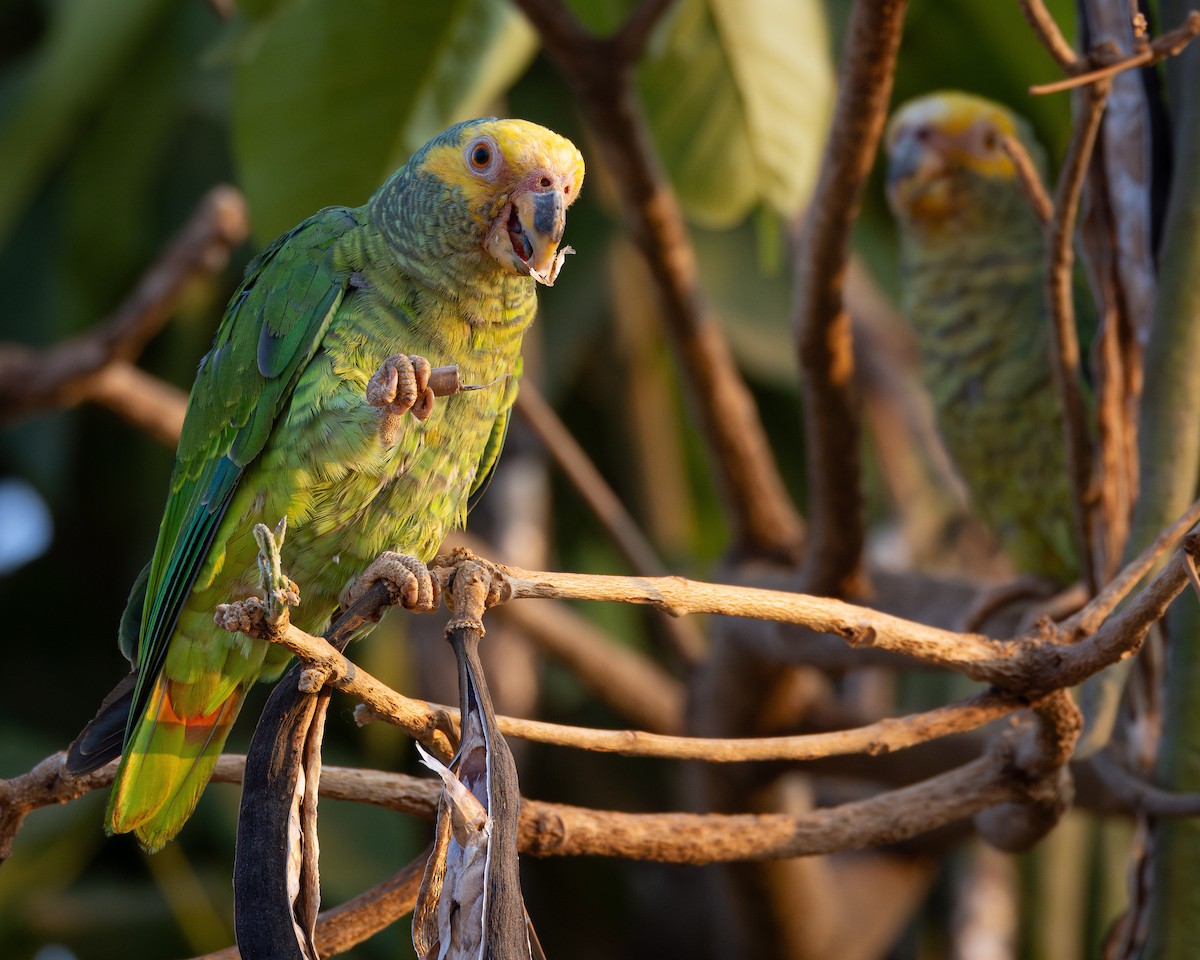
[514,383,669,579]
[513,0,806,563]
[1031,11,1200,95]
[1045,79,1110,595]
[1019,0,1081,72]
[1000,134,1054,226]
[792,0,909,596]
[0,186,247,425]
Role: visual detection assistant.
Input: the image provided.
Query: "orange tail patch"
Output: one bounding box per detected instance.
[107,678,248,851]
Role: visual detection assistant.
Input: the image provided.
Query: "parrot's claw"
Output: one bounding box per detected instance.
[431,546,512,612]
[346,551,441,615]
[367,354,436,444]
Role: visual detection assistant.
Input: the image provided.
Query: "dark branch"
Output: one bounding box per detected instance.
[792,0,910,596]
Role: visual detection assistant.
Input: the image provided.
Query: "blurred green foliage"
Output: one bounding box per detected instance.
[0,1,1077,958]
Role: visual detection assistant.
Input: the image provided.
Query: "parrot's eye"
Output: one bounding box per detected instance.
[466,137,499,178]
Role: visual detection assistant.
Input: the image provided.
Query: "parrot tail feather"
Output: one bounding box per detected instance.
[107,678,248,852]
[66,670,137,774]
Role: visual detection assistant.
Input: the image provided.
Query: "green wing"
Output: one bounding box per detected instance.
[128,206,360,735]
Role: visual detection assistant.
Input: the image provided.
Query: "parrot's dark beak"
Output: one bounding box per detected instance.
[885,135,920,190]
[885,127,951,219]
[484,187,573,286]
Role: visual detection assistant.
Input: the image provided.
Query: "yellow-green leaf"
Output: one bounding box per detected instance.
[639,0,834,228]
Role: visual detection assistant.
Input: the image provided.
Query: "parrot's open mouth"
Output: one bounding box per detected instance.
[484,192,573,286]
[507,206,534,263]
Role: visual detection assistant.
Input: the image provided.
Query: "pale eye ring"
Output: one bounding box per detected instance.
[466,137,499,177]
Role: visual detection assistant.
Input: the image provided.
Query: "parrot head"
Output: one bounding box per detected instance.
[384,118,585,287]
[885,92,1044,238]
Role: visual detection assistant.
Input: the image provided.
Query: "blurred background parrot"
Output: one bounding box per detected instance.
[66,117,584,851]
[885,91,1077,585]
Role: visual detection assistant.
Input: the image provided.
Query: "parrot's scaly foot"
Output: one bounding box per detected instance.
[345,551,441,614]
[432,546,513,614]
[367,353,435,444]
[214,596,270,639]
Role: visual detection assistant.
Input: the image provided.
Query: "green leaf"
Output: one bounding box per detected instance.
[0,0,170,244]
[231,0,537,240]
[639,0,834,227]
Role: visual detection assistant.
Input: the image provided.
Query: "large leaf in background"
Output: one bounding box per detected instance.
[0,0,169,245]
[231,0,537,240]
[638,0,834,228]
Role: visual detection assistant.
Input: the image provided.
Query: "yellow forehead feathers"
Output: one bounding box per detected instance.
[418,119,585,206]
[888,91,1022,181]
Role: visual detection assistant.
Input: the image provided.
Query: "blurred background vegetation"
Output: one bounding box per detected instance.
[8,0,1184,958]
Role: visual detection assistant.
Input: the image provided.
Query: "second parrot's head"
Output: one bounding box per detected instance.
[378,118,585,287]
[885,92,1044,239]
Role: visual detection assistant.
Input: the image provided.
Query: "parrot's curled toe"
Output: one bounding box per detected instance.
[368,353,436,442]
[345,551,441,615]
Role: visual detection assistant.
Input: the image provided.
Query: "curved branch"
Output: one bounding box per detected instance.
[1045,79,1110,593]
[265,612,1018,762]
[1019,0,1081,72]
[0,186,247,427]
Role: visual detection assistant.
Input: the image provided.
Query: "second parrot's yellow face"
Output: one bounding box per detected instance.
[419,118,585,285]
[885,92,1023,227]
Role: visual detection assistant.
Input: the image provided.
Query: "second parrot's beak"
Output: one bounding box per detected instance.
[885,126,955,223]
[485,187,573,286]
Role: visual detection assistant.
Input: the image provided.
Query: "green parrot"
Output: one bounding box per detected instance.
[884,91,1076,584]
[67,118,584,851]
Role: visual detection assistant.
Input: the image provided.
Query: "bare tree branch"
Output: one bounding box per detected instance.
[1089,748,1200,818]
[1062,497,1200,639]
[1030,11,1200,95]
[1019,0,1082,72]
[0,186,247,426]
[1045,79,1110,594]
[253,609,1012,763]
[792,0,909,597]
[81,359,188,446]
[1000,133,1055,226]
